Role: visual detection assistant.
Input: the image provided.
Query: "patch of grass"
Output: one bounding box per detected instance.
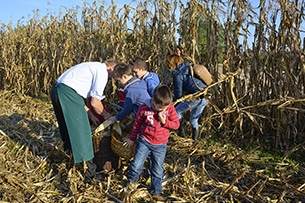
[35,93,51,104]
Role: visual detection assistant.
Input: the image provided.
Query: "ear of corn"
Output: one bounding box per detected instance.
[94,119,113,134]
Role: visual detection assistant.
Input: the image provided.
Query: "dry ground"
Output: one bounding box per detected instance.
[0,90,305,202]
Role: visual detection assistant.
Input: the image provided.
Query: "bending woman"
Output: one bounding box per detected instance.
[166,54,208,140]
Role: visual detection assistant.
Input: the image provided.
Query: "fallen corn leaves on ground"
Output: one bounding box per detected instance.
[0,90,305,203]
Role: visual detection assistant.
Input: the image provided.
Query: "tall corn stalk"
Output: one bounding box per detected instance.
[0,0,305,156]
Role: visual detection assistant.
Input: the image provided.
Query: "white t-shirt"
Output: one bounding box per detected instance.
[57,62,108,100]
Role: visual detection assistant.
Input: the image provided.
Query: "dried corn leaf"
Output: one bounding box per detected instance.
[113,122,122,136]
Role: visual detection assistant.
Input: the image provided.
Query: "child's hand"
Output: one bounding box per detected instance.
[123,138,134,148]
[158,110,167,125]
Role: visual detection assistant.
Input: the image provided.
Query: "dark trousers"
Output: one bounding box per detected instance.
[50,84,72,152]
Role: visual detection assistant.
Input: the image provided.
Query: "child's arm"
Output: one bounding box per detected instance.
[123,104,146,147]
[106,98,133,125]
[158,110,167,125]
[162,104,180,130]
[146,74,160,96]
[115,98,133,121]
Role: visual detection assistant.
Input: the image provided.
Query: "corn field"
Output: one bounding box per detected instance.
[1,0,305,202]
[0,0,305,171]
[0,0,305,202]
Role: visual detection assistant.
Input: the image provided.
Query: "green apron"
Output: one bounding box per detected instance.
[56,83,94,163]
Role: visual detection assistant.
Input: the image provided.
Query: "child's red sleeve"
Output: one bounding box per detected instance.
[163,104,180,130]
[129,104,146,141]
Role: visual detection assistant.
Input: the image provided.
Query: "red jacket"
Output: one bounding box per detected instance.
[129,102,180,145]
[118,85,125,103]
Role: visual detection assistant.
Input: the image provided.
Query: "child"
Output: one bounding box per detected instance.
[130,57,160,183]
[123,85,180,202]
[108,62,151,123]
[130,57,160,97]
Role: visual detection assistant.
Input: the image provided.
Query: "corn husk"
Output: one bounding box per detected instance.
[113,122,122,136]
[94,119,113,134]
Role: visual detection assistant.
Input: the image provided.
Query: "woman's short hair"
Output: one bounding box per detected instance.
[166,54,184,71]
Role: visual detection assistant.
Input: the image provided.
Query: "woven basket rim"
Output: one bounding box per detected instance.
[111,131,124,143]
[111,131,135,160]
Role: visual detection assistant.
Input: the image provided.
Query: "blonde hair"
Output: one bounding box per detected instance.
[166,54,184,71]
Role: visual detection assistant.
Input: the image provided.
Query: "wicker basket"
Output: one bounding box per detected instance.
[111,131,136,160]
[92,132,103,154]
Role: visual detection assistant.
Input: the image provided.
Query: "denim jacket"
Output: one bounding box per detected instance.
[171,62,206,101]
[142,72,160,97]
[116,76,151,121]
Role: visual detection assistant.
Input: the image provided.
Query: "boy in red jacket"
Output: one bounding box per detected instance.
[123,85,179,202]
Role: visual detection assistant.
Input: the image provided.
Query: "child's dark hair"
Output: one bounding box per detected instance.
[112,62,133,78]
[129,57,148,70]
[153,85,173,106]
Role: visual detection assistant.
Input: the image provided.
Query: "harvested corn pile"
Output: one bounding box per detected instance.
[0,90,305,202]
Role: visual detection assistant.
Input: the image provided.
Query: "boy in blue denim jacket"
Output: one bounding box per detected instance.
[130,57,160,97]
[108,62,151,123]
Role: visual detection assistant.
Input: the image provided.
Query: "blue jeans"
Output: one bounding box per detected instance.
[127,136,167,195]
[175,98,208,128]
